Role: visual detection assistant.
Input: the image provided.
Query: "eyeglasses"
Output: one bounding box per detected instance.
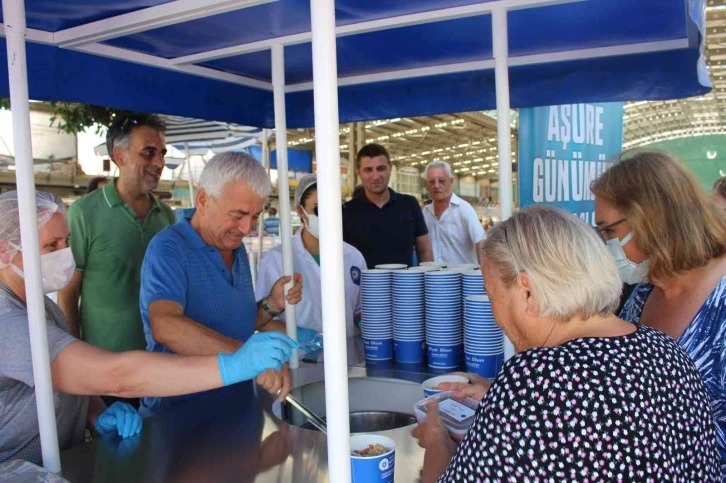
[594,218,626,241]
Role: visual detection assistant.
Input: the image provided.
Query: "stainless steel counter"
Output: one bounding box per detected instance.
[59,337,440,483]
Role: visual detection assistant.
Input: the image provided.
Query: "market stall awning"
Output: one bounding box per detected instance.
[0,0,710,129]
[93,115,264,156]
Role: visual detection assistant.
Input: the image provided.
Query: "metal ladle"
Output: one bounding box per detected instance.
[279,390,328,434]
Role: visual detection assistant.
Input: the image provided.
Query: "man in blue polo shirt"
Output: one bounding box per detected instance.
[343,143,434,268]
[139,152,303,415]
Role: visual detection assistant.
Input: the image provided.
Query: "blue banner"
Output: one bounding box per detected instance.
[518,102,624,225]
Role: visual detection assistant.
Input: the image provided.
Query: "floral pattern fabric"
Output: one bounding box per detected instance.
[620,278,726,481]
[438,325,720,482]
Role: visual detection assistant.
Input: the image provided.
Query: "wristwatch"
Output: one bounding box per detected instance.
[261,297,284,317]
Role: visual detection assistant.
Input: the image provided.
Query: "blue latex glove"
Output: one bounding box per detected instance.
[217,332,299,386]
[296,327,320,352]
[95,402,143,439]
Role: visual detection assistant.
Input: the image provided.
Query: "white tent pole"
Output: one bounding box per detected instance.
[3,0,61,472]
[249,251,257,292]
[256,128,270,270]
[309,1,352,482]
[185,142,195,207]
[492,6,516,361]
[271,44,299,369]
[346,124,355,196]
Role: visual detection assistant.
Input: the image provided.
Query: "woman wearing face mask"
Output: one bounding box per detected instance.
[0,191,298,465]
[255,174,367,340]
[592,150,726,478]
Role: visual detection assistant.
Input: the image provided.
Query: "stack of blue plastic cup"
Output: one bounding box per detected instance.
[360,269,393,360]
[464,294,504,378]
[425,270,463,369]
[392,269,427,363]
[462,269,486,299]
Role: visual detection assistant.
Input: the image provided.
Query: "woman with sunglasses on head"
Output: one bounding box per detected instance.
[592,150,726,479]
[255,174,367,343]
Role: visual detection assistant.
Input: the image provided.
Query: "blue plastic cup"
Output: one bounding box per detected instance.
[465,352,504,378]
[426,331,464,344]
[427,328,463,335]
[350,434,396,483]
[362,326,393,334]
[362,331,393,340]
[426,331,463,338]
[394,339,425,363]
[427,337,463,345]
[464,348,504,354]
[463,343,504,352]
[392,334,426,341]
[363,337,394,360]
[427,343,461,368]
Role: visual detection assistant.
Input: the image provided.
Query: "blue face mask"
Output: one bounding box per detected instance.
[604,232,649,285]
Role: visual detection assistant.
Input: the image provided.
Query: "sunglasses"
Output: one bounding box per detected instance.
[119,115,145,132]
[108,114,149,147]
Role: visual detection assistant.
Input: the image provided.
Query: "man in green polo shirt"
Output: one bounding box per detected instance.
[59,113,174,366]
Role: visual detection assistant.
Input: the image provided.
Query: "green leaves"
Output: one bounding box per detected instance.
[0,99,129,135]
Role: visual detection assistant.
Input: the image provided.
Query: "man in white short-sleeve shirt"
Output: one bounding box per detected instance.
[255,174,366,337]
[422,161,486,264]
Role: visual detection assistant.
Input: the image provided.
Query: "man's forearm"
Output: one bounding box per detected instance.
[86,396,106,431]
[58,271,83,338]
[418,245,434,263]
[58,292,81,338]
[255,304,288,333]
[154,314,242,356]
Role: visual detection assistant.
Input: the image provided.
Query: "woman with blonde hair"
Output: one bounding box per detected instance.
[413,206,718,481]
[592,150,726,477]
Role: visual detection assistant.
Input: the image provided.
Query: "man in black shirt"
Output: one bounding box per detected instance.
[343,143,434,267]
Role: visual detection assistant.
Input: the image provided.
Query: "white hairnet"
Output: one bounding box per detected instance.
[0,191,67,269]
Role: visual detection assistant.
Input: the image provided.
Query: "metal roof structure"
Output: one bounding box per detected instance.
[623,0,726,148]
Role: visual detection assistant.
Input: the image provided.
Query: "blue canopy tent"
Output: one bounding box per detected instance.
[0,0,709,479]
[248,145,313,172]
[0,1,709,128]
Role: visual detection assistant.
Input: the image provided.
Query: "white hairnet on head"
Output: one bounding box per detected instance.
[0,191,67,269]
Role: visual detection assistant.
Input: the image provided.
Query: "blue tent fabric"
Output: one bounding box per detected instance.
[284,49,708,129]
[248,145,312,173]
[0,0,710,129]
[6,43,272,127]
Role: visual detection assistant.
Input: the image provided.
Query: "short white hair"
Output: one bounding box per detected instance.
[198,152,271,199]
[481,206,622,321]
[424,161,453,179]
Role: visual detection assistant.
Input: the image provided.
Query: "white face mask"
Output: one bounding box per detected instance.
[604,232,649,285]
[302,208,320,239]
[10,246,76,293]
